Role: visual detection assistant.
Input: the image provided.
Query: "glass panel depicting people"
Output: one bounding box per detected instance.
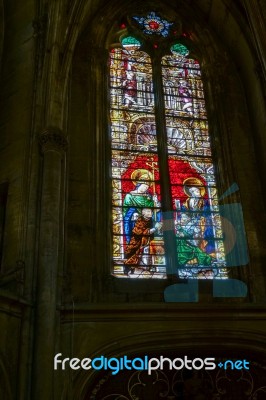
[110,40,227,279]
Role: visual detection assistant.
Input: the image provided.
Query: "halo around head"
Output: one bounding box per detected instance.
[131,169,153,186]
[183,177,205,197]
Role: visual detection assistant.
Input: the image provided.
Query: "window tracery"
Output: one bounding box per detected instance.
[110,12,227,279]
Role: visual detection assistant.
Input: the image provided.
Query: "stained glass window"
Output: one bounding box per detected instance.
[121,36,141,49]
[110,25,227,279]
[170,43,189,57]
[133,12,173,37]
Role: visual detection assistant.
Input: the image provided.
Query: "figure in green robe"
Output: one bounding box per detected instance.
[123,169,155,243]
[175,177,214,267]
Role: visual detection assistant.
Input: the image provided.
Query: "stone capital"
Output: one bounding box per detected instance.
[39,127,68,154]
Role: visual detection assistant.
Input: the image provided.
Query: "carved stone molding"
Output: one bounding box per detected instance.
[87,45,109,63]
[87,358,266,400]
[39,127,68,155]
[32,14,47,38]
[32,6,49,75]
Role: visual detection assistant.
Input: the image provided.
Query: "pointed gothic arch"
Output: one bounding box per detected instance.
[67,1,254,301]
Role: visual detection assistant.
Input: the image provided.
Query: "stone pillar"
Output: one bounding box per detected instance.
[32,127,67,399]
[244,0,266,83]
[87,46,110,299]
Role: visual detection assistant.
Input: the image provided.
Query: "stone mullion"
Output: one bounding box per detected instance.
[152,56,178,277]
[32,128,67,400]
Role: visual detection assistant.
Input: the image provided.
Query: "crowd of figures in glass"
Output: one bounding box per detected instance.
[110,34,227,279]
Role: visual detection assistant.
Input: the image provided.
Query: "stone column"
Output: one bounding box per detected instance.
[244,0,266,83]
[32,127,67,399]
[87,46,110,299]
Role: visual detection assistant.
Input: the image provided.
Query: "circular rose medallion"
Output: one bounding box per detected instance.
[149,20,160,30]
[133,12,173,37]
[145,19,164,34]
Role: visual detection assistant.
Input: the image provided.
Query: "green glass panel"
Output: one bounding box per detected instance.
[171,43,189,56]
[121,36,141,49]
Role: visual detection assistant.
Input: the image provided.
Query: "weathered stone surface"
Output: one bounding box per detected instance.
[0,1,266,399]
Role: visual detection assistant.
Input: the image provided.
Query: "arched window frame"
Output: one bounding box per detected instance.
[109,13,238,282]
[70,5,250,302]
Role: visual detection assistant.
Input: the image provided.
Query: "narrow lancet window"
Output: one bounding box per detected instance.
[110,14,227,279]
